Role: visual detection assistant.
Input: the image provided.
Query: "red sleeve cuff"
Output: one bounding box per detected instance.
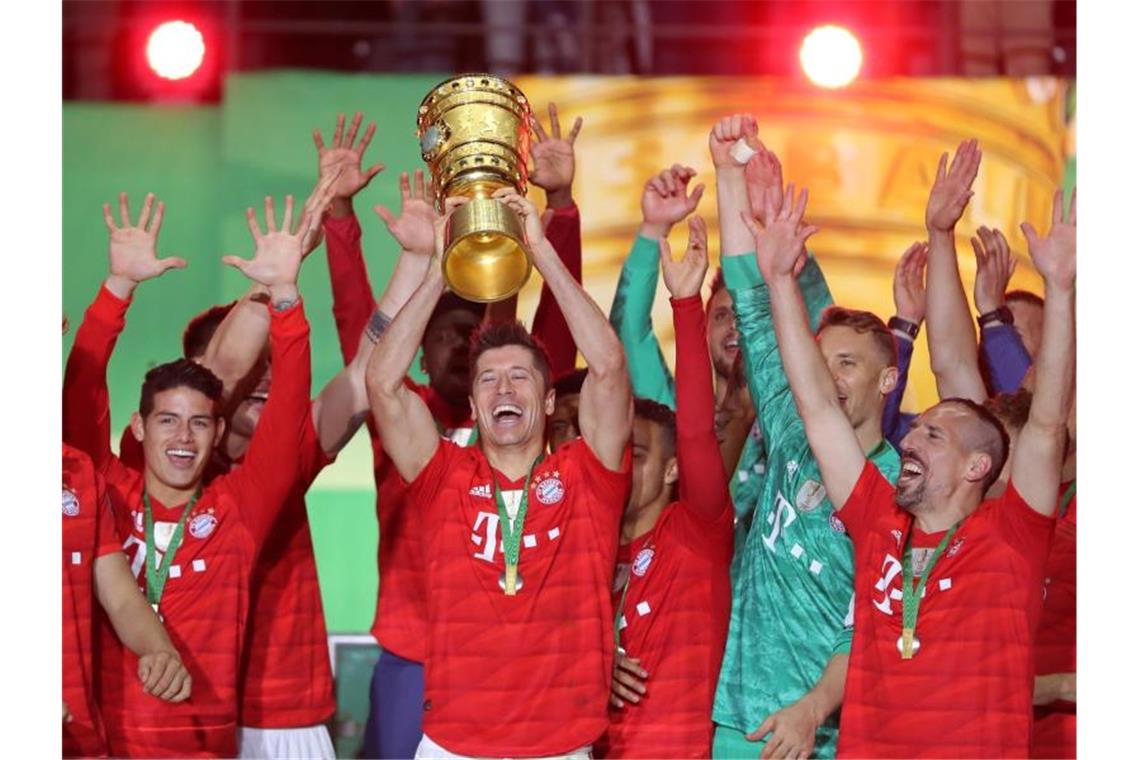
[323,212,362,237]
[268,297,308,336]
[670,294,703,310]
[91,283,132,321]
[546,202,579,219]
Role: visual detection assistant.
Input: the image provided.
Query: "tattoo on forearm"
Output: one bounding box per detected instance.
[272,298,299,312]
[365,309,393,343]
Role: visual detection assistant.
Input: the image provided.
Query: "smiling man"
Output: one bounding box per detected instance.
[63,192,318,758]
[366,190,632,759]
[754,139,1076,757]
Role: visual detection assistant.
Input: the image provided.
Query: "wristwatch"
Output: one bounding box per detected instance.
[976,306,1013,329]
[888,316,920,341]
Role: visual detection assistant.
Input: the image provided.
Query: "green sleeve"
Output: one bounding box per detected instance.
[722,252,834,448]
[831,624,853,656]
[608,234,676,408]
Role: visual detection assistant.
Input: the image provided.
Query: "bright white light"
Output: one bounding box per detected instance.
[146,21,206,81]
[800,25,863,89]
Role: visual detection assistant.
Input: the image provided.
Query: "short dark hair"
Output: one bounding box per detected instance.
[183,302,236,359]
[634,397,677,453]
[469,321,552,389]
[428,292,484,333]
[817,306,898,367]
[939,397,1011,493]
[1005,290,1044,310]
[984,389,1033,435]
[553,367,588,399]
[139,359,224,418]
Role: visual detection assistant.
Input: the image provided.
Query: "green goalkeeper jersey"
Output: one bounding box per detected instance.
[711,254,900,759]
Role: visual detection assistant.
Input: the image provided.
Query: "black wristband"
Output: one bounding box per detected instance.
[977,306,1013,329]
[888,316,920,341]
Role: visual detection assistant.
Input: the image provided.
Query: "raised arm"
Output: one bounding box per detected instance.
[310,171,439,456]
[661,216,730,521]
[1010,190,1076,515]
[220,194,319,544]
[203,175,337,405]
[364,200,471,482]
[64,193,185,467]
[924,139,988,402]
[315,111,386,361]
[496,189,632,470]
[972,225,1034,392]
[529,103,584,377]
[608,164,704,408]
[884,242,928,448]
[743,185,867,509]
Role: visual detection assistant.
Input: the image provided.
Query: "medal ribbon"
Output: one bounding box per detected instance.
[144,490,201,609]
[493,456,542,585]
[900,520,960,655]
[1060,479,1076,518]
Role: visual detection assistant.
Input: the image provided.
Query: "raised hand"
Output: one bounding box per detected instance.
[708,113,760,170]
[1022,188,1076,289]
[491,187,545,250]
[103,192,187,292]
[744,146,784,226]
[971,226,1016,314]
[925,139,982,232]
[223,195,317,290]
[312,112,386,203]
[640,164,705,239]
[375,170,440,257]
[659,216,709,300]
[742,184,819,282]
[893,241,930,324]
[297,166,344,257]
[529,102,582,208]
[137,650,192,702]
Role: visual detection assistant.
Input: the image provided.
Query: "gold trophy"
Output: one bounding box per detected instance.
[417,74,533,302]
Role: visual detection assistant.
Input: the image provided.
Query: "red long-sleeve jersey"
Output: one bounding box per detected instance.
[63,285,312,758]
[597,294,734,758]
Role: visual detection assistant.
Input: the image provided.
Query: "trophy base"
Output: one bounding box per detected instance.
[443,197,532,303]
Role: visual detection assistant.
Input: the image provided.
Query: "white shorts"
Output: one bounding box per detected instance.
[415,733,592,759]
[238,724,335,759]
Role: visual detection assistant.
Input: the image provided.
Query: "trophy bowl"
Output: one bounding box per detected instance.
[418,74,533,303]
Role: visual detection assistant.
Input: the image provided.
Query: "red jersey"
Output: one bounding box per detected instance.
[322,209,582,663]
[1031,485,1076,759]
[837,461,1055,759]
[62,444,122,759]
[63,286,313,758]
[118,421,336,729]
[406,438,631,756]
[597,294,734,758]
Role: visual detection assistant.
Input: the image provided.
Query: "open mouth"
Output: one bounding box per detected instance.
[898,454,925,485]
[723,337,739,354]
[492,403,523,424]
[166,448,198,469]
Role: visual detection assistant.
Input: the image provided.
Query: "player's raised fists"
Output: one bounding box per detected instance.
[104,192,186,285]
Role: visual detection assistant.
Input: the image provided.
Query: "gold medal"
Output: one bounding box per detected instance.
[897,628,919,659]
[499,564,522,595]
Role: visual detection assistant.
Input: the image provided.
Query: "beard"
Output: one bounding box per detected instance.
[895,478,926,511]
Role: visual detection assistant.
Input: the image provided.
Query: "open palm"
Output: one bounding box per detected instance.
[926,139,982,232]
[1022,189,1076,288]
[744,184,819,281]
[104,192,186,283]
[375,170,439,256]
[313,112,385,200]
[529,102,582,195]
[223,196,312,287]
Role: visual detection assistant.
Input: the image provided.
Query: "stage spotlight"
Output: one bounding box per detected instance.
[800,25,863,89]
[146,20,206,81]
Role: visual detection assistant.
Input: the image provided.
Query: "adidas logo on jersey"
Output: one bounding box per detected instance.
[469,484,492,498]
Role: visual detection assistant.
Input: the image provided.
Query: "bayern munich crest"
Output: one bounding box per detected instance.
[188,513,218,539]
[632,547,655,577]
[535,477,565,505]
[62,488,80,517]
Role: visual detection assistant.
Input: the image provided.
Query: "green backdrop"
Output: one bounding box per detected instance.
[62,71,451,633]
